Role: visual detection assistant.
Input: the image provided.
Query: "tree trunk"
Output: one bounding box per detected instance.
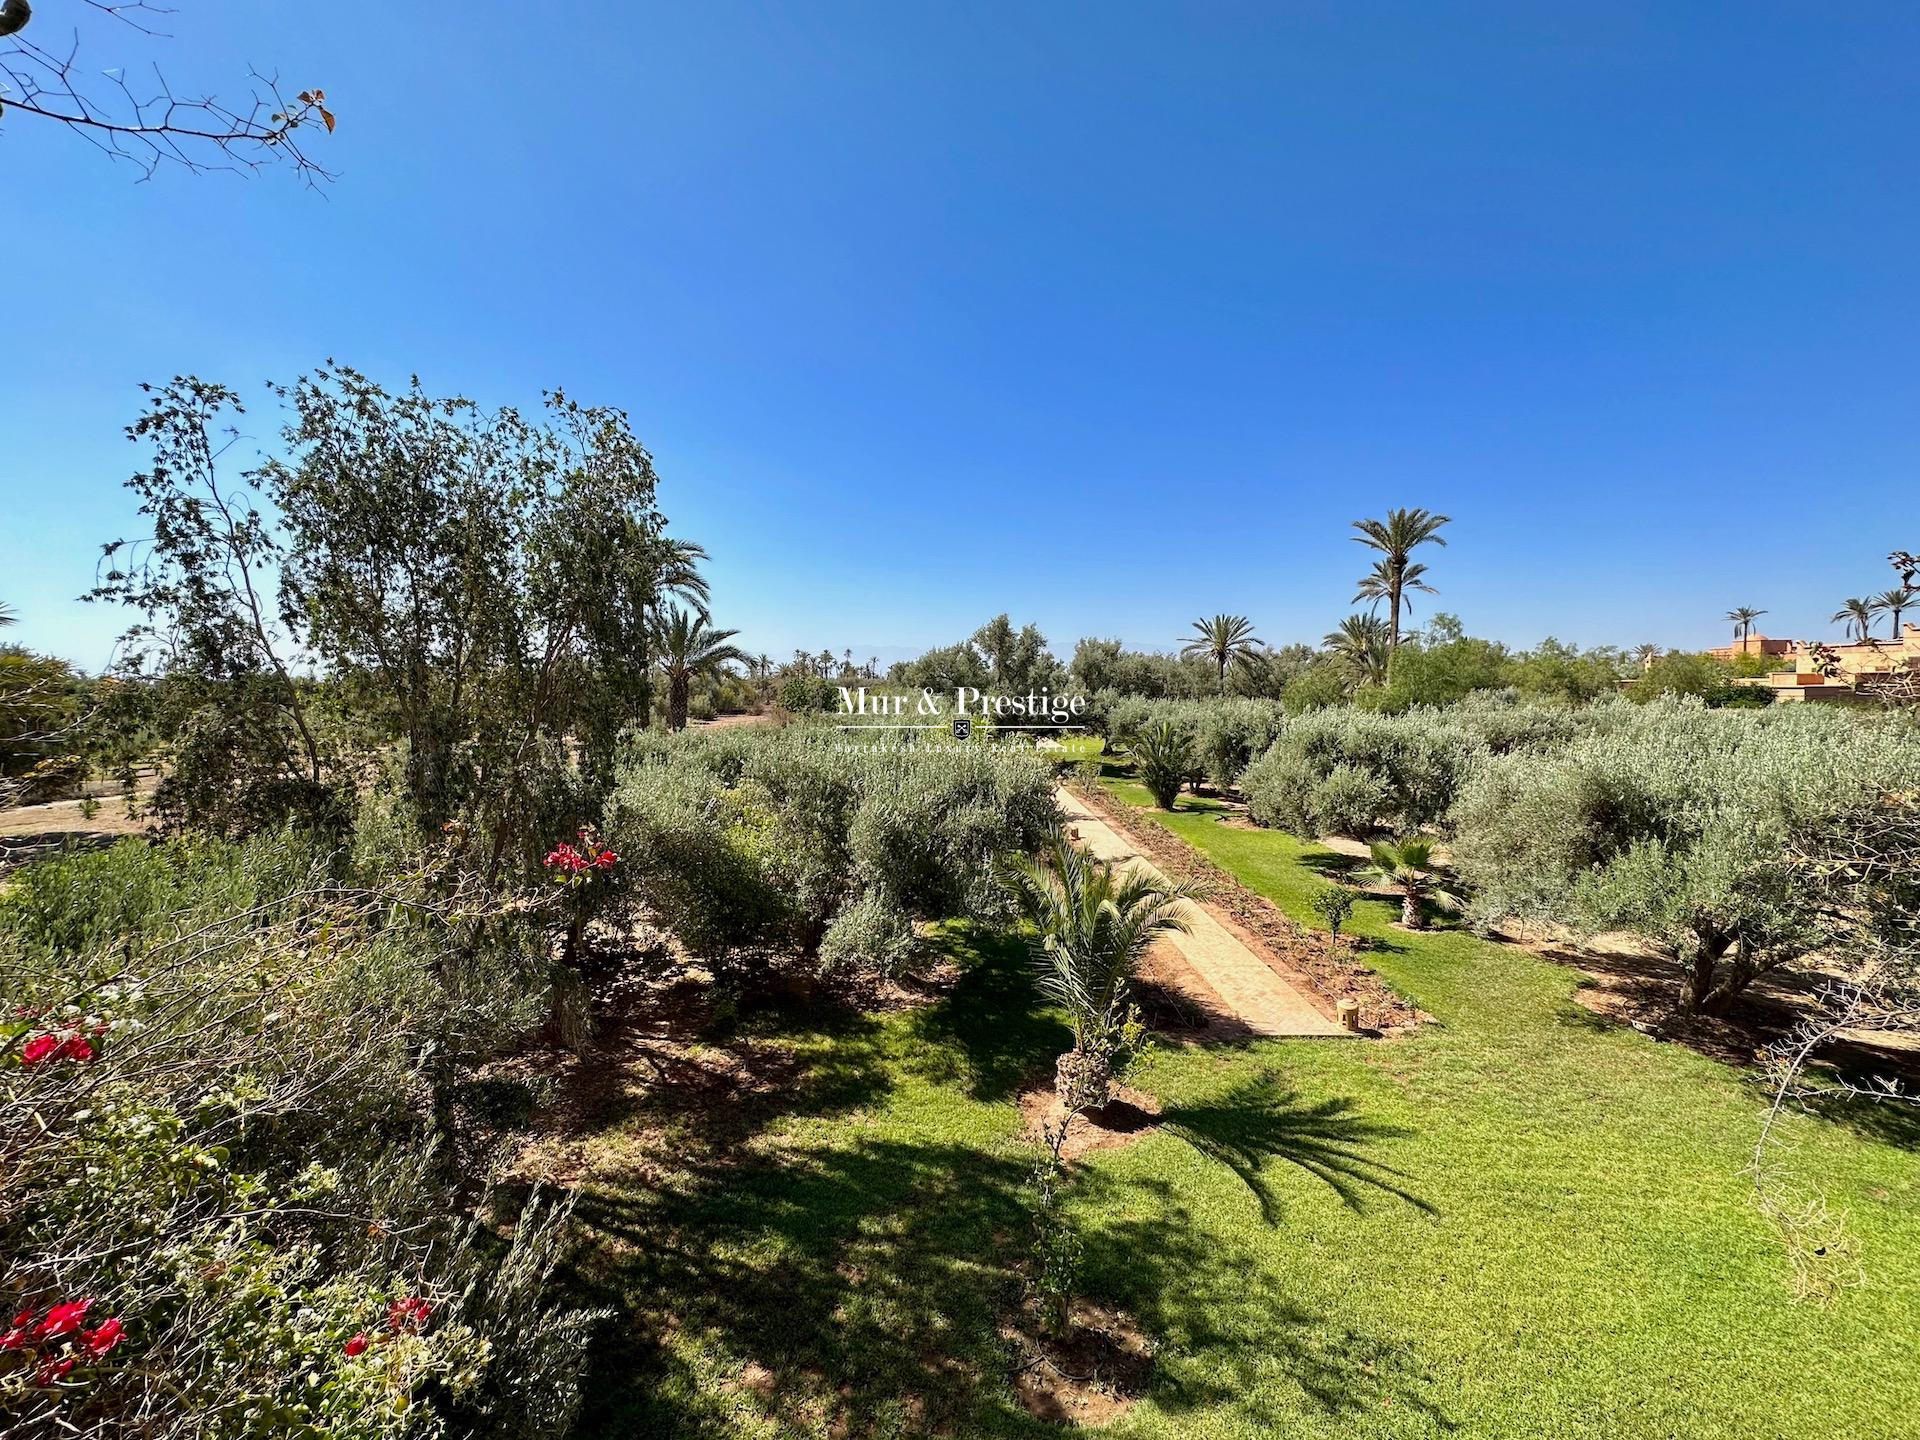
[1400,886,1424,929]
[668,674,690,731]
[1678,950,1717,1012]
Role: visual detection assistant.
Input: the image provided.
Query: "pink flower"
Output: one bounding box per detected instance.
[592,848,617,870]
[33,1356,75,1386]
[20,1034,59,1066]
[82,1317,124,1357]
[57,1036,95,1063]
[343,1333,369,1357]
[35,1300,90,1340]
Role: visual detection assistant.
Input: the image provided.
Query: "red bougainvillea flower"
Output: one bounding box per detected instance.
[1,1310,34,1350]
[592,848,618,870]
[20,1034,59,1066]
[57,1035,95,1063]
[34,1300,91,1340]
[82,1317,124,1357]
[386,1296,432,1333]
[343,1333,370,1357]
[34,1356,75,1386]
[545,842,590,875]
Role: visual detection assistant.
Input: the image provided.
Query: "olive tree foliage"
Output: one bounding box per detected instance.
[1450,699,1920,1013]
[604,725,1056,985]
[892,615,1065,695]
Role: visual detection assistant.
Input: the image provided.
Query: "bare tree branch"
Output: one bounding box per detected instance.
[0,1,335,182]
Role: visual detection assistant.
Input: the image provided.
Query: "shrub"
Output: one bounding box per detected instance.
[776,673,838,714]
[1451,699,1920,1011]
[0,833,597,1438]
[1240,706,1485,837]
[605,726,1055,984]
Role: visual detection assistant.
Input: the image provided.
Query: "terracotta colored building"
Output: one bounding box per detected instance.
[1744,624,1920,703]
[1707,633,1794,662]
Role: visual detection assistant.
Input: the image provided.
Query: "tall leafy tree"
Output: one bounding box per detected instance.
[1179,614,1263,693]
[1350,507,1450,668]
[653,605,749,731]
[1832,597,1881,643]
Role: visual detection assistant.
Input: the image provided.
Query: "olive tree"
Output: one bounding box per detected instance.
[1451,699,1920,1013]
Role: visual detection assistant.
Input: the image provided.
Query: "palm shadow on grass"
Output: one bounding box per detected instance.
[1161,1072,1436,1224]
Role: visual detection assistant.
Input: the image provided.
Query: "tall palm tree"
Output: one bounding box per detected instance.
[654,538,711,618]
[1873,588,1917,639]
[1635,643,1662,673]
[1350,508,1451,667]
[1832,597,1881,643]
[1725,607,1766,644]
[1000,828,1200,1112]
[1179,614,1263,692]
[1354,557,1435,624]
[0,601,14,629]
[1323,614,1391,689]
[652,605,749,730]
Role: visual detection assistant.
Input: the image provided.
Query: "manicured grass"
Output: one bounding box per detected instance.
[566,781,1920,1438]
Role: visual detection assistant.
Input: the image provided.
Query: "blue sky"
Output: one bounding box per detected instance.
[4,1,1917,671]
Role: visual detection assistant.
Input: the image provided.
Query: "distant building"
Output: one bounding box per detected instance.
[1742,624,1920,704]
[1707,633,1794,662]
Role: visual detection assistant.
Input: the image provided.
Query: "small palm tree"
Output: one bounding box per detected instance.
[1725,607,1766,644]
[1350,508,1451,664]
[1001,829,1200,1112]
[653,605,749,730]
[1134,720,1191,809]
[1180,614,1263,693]
[1323,614,1391,689]
[1873,588,1917,639]
[1832,597,1881,643]
[1635,643,1662,673]
[1365,835,1444,930]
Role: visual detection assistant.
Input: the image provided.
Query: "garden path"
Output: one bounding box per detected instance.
[1054,787,1348,1039]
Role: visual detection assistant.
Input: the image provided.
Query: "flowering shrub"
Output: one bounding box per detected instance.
[0,832,600,1439]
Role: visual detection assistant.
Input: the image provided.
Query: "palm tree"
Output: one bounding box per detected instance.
[652,605,749,730]
[1832,597,1881,643]
[1725,607,1766,644]
[1635,643,1662,673]
[1323,614,1391,689]
[1365,835,1445,930]
[1001,828,1200,1113]
[1134,720,1192,809]
[1354,557,1435,624]
[1350,507,1451,666]
[1179,614,1262,693]
[0,601,14,629]
[1873,588,1917,639]
[655,538,711,618]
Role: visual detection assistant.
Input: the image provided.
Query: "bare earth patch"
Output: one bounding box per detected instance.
[1002,1298,1155,1426]
[1018,1082,1163,1161]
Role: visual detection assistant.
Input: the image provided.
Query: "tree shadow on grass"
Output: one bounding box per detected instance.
[1161,1072,1437,1224]
[901,927,1070,1103]
[570,1134,1057,1439]
[1080,1174,1455,1433]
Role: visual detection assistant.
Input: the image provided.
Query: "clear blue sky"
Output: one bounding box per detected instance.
[4,1,1917,671]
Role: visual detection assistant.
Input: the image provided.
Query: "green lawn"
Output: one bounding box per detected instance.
[565,778,1920,1438]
